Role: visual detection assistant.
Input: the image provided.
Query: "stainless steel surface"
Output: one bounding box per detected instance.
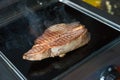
[0,0,120,80]
[0,51,27,80]
[0,57,17,80]
[62,41,120,80]
[60,0,120,31]
[0,0,19,9]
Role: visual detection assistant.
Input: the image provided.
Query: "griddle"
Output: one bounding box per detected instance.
[0,1,120,80]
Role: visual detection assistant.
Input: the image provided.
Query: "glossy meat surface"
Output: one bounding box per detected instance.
[23,22,90,61]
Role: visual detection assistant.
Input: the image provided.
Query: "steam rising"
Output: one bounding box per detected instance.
[18,1,77,37]
[18,1,44,37]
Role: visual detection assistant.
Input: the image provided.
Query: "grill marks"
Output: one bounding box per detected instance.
[23,22,90,61]
[32,23,85,54]
[50,29,85,46]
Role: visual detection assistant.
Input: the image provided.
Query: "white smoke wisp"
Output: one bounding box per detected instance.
[18,1,44,37]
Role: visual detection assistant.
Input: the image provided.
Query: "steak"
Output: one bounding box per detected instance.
[23,22,90,61]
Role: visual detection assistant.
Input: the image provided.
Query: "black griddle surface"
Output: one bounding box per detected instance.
[0,3,120,80]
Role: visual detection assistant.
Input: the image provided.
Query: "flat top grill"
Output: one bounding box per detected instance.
[0,2,120,80]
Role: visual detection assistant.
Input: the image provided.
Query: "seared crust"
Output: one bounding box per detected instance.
[23,22,90,61]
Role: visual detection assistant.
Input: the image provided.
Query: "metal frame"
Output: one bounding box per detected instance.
[0,0,120,80]
[0,51,27,80]
[59,0,120,31]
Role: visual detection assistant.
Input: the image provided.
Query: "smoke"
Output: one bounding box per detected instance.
[17,1,77,37]
[18,0,44,37]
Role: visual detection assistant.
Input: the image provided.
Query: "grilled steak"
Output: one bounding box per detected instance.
[23,22,90,61]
